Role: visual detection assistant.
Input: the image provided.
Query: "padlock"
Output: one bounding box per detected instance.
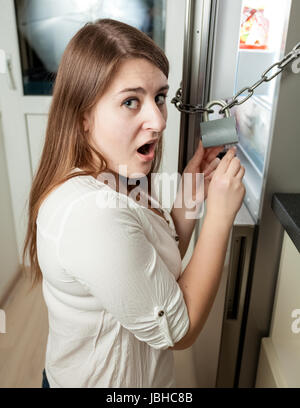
[200,100,239,148]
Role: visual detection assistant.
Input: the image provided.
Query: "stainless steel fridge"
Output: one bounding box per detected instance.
[176,0,300,387]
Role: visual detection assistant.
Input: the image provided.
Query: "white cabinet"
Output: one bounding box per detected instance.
[256,232,300,387]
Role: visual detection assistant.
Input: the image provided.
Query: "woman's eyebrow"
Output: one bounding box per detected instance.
[118,85,169,94]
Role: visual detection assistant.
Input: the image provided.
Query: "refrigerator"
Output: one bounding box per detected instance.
[176,0,300,387]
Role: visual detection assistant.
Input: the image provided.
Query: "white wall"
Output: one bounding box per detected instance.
[0,113,20,305]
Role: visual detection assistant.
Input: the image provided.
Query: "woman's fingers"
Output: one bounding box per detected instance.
[236,165,245,179]
[203,147,223,165]
[196,140,223,162]
[204,145,224,162]
[226,156,242,177]
[203,157,220,176]
[205,169,215,181]
[215,147,236,174]
[189,139,205,166]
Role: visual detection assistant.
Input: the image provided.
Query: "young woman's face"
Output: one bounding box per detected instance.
[84,58,169,178]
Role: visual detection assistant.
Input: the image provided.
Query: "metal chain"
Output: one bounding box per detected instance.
[171,42,300,115]
[171,87,214,114]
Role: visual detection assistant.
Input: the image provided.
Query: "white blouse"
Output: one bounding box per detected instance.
[36,170,190,388]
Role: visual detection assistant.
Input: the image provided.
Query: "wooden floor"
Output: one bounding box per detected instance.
[0,274,48,388]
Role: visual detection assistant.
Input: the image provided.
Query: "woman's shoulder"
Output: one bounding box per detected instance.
[36,173,141,238]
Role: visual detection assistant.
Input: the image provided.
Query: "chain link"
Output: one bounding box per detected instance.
[171,42,300,116]
[219,42,300,114]
[171,88,214,114]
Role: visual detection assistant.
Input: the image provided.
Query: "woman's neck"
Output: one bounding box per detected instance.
[99,169,150,195]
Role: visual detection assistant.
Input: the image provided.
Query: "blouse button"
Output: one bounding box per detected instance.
[158,310,164,317]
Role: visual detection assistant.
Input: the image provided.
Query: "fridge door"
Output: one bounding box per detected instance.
[180,0,295,388]
[207,0,297,388]
[176,0,251,388]
[210,0,292,223]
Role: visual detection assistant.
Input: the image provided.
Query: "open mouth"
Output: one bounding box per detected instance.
[137,142,153,155]
[136,140,157,160]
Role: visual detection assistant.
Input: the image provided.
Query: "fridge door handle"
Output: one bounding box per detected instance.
[225,234,248,320]
[216,224,254,387]
[0,50,16,90]
[224,223,254,325]
[0,49,6,74]
[6,54,17,90]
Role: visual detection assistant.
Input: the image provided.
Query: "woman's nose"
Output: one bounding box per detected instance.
[141,101,166,133]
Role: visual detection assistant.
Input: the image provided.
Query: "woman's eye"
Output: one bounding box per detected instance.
[123,94,168,110]
[123,98,139,109]
[156,94,168,105]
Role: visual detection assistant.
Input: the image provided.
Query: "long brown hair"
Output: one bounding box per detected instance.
[22,18,169,289]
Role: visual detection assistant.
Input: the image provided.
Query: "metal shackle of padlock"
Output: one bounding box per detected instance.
[200,100,239,148]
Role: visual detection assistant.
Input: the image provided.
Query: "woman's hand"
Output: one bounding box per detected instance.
[206,147,245,225]
[182,139,224,203]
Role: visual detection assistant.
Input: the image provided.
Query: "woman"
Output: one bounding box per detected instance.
[22,19,245,388]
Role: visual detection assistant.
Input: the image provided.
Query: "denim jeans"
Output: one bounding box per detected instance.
[42,368,50,388]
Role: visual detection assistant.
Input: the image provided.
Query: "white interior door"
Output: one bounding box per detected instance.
[0,0,184,259]
[0,0,51,261]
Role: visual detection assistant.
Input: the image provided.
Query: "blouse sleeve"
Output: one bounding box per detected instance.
[57,191,190,350]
